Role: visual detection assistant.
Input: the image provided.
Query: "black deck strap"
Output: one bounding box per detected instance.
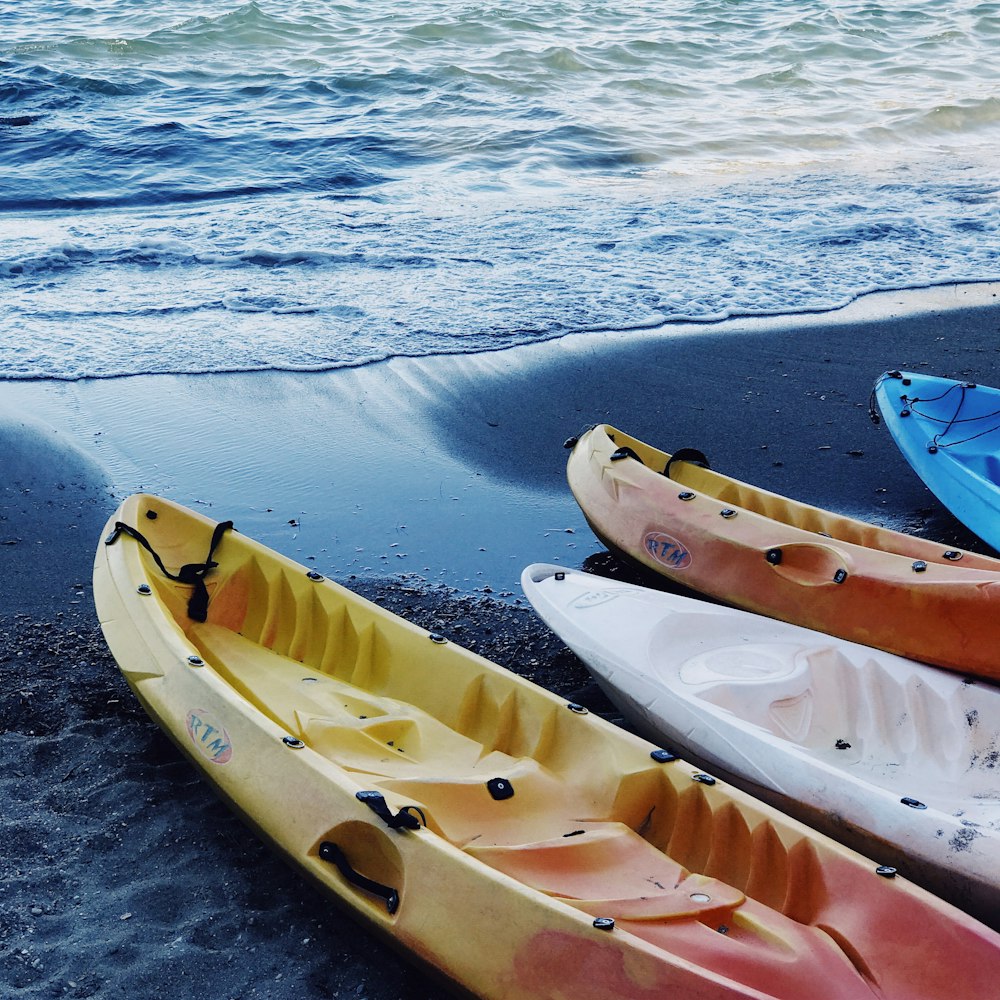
[356,790,424,831]
[106,517,234,622]
[663,447,711,480]
[868,370,903,424]
[610,445,643,464]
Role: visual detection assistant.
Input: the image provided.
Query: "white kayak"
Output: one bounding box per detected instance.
[521,564,1000,929]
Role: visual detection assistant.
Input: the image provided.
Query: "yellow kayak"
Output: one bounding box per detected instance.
[94,494,1000,999]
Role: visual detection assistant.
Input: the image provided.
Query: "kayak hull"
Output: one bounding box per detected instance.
[522,564,1000,930]
[95,495,1000,998]
[566,423,1000,679]
[874,369,1000,552]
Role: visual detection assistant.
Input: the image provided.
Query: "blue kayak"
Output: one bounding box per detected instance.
[872,370,1000,551]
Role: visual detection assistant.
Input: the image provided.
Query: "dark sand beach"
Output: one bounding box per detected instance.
[3,285,1000,998]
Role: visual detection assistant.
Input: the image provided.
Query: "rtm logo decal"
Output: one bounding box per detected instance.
[185,710,233,764]
[643,531,692,570]
[571,590,621,610]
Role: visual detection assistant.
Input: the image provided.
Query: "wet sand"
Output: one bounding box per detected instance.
[3,284,1000,997]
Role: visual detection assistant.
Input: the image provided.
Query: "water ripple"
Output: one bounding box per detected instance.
[3,2,1000,379]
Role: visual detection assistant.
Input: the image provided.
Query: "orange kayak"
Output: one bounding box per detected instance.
[95,494,1000,999]
[566,423,1000,679]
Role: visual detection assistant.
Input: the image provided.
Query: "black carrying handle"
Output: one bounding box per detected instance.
[663,447,711,480]
[106,517,233,622]
[319,841,400,915]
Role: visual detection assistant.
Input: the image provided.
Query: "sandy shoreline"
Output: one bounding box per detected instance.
[6,282,1000,602]
[4,285,1000,997]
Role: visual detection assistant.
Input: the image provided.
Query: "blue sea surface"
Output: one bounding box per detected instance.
[2,1,1000,379]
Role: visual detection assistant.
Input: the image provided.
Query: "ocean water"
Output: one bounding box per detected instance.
[2,1,1000,380]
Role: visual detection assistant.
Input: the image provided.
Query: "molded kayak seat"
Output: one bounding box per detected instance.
[468,823,745,921]
[191,623,495,778]
[192,623,595,845]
